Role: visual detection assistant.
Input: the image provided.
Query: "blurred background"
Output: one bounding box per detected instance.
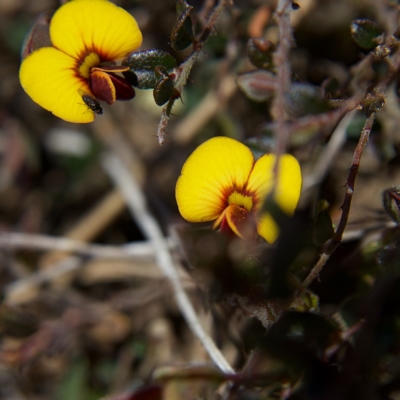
[1,0,400,399]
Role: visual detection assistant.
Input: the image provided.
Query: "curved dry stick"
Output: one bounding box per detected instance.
[102,153,234,374]
[0,232,167,259]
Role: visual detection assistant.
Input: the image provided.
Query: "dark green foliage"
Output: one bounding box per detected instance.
[247,38,275,70]
[237,70,276,102]
[122,49,177,89]
[351,19,383,50]
[285,83,330,117]
[383,187,400,224]
[153,66,176,106]
[171,0,194,51]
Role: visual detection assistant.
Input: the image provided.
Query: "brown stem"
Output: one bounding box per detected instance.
[329,113,376,249]
[156,0,229,145]
[302,112,376,288]
[271,0,293,189]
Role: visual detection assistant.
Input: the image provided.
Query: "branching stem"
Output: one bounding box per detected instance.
[157,0,229,145]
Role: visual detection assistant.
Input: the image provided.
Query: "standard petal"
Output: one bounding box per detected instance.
[50,0,143,61]
[176,137,255,222]
[247,153,302,214]
[20,47,95,123]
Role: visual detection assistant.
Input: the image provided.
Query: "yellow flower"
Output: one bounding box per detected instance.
[19,0,142,123]
[176,137,302,243]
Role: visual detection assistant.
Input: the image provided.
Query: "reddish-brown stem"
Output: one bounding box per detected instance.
[327,112,376,251]
[302,112,376,288]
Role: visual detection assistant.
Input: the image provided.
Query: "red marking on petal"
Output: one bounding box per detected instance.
[218,215,236,238]
[93,65,130,73]
[225,205,257,240]
[90,70,116,105]
[108,73,135,101]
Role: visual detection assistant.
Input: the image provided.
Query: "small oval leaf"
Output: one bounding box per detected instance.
[122,49,177,71]
[122,49,177,89]
[153,66,175,106]
[247,38,275,70]
[171,0,194,51]
[285,83,330,117]
[383,187,400,224]
[351,19,383,50]
[237,70,277,102]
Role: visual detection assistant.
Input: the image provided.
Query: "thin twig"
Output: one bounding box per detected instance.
[324,319,365,361]
[0,232,173,260]
[157,0,229,145]
[6,256,82,304]
[302,109,358,192]
[102,153,234,374]
[302,112,376,288]
[271,0,293,181]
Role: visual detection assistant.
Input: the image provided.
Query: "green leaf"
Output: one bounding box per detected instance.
[122,49,177,89]
[237,70,276,102]
[285,83,330,117]
[153,66,175,106]
[56,359,88,400]
[350,19,383,50]
[383,187,400,224]
[171,0,194,51]
[247,38,275,70]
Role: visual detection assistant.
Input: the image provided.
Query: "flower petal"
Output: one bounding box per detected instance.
[247,153,302,243]
[50,0,142,61]
[176,137,255,222]
[20,47,95,123]
[107,73,136,101]
[225,204,256,239]
[91,70,116,104]
[257,213,280,243]
[247,153,302,214]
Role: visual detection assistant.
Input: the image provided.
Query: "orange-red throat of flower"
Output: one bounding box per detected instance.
[212,191,257,239]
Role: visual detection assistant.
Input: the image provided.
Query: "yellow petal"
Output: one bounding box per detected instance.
[247,154,302,243]
[176,137,255,222]
[20,47,95,123]
[50,0,142,61]
[247,153,302,213]
[257,213,280,244]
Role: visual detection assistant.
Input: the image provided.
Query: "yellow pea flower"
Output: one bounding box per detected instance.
[19,0,142,123]
[176,137,302,243]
